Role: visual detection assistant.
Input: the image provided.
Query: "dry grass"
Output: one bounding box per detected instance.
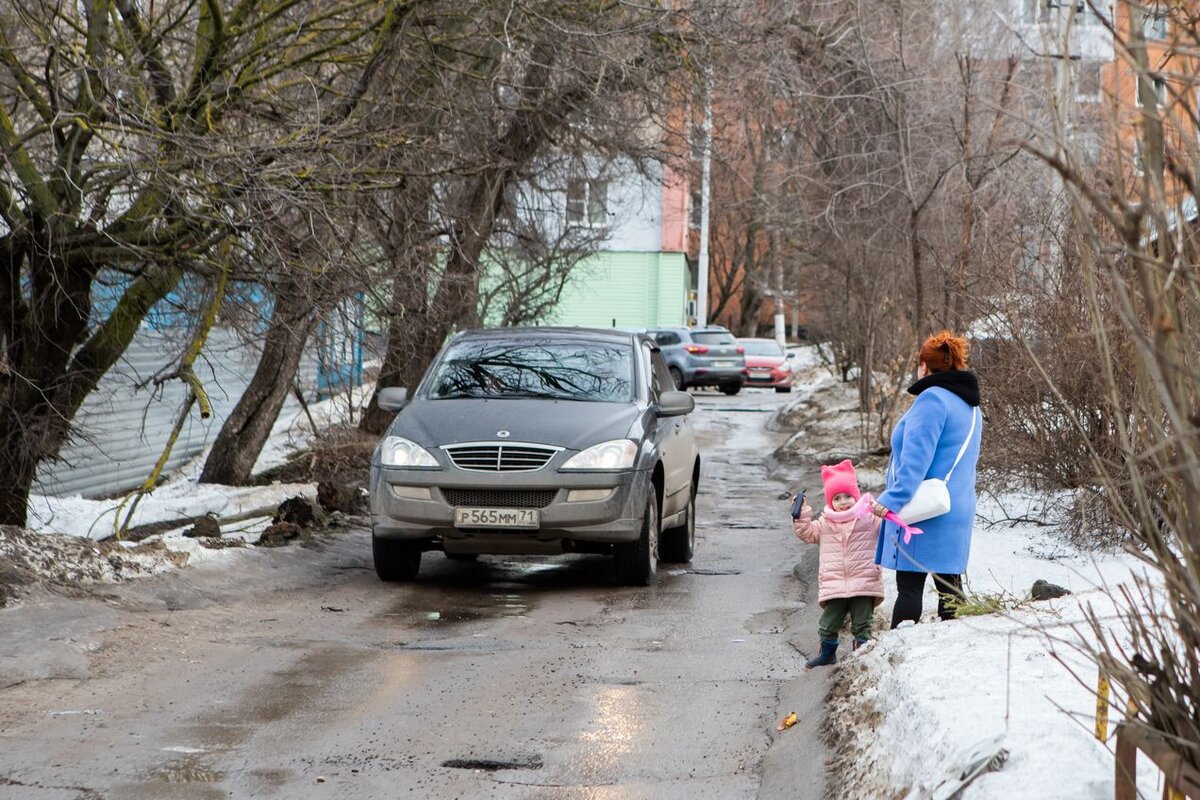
[254,424,377,488]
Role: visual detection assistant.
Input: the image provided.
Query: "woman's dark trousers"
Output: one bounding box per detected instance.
[891,571,965,627]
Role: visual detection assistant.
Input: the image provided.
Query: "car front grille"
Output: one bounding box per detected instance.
[441,488,558,509]
[442,443,559,472]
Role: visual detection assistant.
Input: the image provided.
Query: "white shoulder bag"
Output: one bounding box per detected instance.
[896,406,979,525]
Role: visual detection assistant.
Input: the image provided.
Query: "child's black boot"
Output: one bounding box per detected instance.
[852,637,869,651]
[805,639,839,669]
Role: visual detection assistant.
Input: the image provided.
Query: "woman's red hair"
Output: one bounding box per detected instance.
[919,331,968,372]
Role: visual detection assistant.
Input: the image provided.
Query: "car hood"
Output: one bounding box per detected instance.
[391,398,643,451]
[745,355,786,368]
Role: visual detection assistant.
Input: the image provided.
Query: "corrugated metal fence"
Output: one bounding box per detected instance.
[33,326,324,499]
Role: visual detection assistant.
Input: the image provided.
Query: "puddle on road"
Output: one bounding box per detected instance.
[386,592,533,626]
[744,608,793,634]
[174,722,250,751]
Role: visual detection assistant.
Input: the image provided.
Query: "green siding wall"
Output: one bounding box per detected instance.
[547,251,689,329]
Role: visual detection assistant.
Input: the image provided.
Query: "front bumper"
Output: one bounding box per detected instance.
[745,368,792,387]
[369,465,652,551]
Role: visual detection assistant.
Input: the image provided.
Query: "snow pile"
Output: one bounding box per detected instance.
[0,527,185,605]
[823,488,1164,799]
[26,482,318,541]
[773,348,873,465]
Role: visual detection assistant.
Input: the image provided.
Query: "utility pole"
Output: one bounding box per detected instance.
[696,69,713,328]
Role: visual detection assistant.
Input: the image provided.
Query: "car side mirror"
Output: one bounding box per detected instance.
[377,387,410,411]
[656,390,694,418]
[786,352,795,358]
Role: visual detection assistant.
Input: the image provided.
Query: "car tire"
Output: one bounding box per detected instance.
[659,488,695,563]
[720,382,742,396]
[614,489,658,586]
[373,535,422,581]
[775,386,792,394]
[669,366,685,390]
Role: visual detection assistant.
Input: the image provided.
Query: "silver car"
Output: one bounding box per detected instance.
[368,328,700,585]
[648,325,747,394]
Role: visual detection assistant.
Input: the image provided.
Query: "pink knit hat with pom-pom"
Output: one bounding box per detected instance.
[821,459,861,506]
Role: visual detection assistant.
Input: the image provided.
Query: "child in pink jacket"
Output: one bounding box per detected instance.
[792,459,883,668]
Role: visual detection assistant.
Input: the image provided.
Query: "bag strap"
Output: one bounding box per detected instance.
[943,406,978,483]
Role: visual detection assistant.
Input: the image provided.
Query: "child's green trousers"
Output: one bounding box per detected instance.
[817,596,875,641]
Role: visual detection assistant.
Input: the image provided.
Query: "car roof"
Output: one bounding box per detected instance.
[452,326,639,344]
[651,325,731,333]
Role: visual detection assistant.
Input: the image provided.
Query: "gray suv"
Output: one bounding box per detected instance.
[649,325,747,394]
[368,328,700,585]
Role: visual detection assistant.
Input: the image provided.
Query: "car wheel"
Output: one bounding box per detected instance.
[669,366,685,390]
[775,386,792,394]
[720,382,741,396]
[373,535,422,581]
[659,488,695,563]
[614,489,658,586]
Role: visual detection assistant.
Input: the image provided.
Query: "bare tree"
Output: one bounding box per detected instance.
[1022,1,1200,779]
[0,0,416,524]
[357,2,707,436]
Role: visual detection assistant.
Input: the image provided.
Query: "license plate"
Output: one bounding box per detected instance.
[752,367,772,373]
[453,507,540,528]
[712,360,734,367]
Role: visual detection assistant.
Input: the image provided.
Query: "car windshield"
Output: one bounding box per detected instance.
[741,341,783,356]
[692,331,736,346]
[427,339,634,402]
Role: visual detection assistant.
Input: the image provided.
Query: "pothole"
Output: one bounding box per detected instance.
[441,755,543,771]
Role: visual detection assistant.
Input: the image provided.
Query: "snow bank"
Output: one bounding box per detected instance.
[826,489,1164,799]
[773,349,871,463]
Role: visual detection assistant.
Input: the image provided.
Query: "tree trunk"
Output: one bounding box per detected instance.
[359,252,433,435]
[199,305,316,485]
[736,227,763,336]
[737,277,763,336]
[910,207,925,338]
[0,259,183,525]
[952,197,976,329]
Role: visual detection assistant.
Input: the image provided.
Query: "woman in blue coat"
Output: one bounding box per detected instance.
[871,331,982,627]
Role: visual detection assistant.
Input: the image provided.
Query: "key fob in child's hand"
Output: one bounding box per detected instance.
[790,491,805,519]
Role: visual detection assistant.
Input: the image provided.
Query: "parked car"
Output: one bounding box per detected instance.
[368,327,700,586]
[649,325,747,394]
[738,338,795,392]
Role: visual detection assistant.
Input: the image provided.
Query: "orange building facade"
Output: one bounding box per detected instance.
[1106,1,1200,209]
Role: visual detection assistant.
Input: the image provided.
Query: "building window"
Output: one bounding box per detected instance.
[1022,0,1051,22]
[1023,0,1050,23]
[690,124,707,161]
[689,189,702,230]
[1076,61,1103,101]
[1142,5,1168,39]
[1136,77,1167,108]
[566,178,608,226]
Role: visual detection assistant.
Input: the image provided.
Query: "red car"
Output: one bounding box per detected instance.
[738,338,794,392]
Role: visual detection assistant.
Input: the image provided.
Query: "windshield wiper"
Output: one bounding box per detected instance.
[498,391,575,401]
[435,391,485,399]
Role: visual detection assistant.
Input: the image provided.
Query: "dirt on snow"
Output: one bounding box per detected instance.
[0,526,187,607]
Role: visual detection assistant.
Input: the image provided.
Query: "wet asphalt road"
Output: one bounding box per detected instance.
[0,390,828,799]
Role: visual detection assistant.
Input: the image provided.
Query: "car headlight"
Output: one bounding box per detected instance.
[380,436,440,469]
[560,439,639,471]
